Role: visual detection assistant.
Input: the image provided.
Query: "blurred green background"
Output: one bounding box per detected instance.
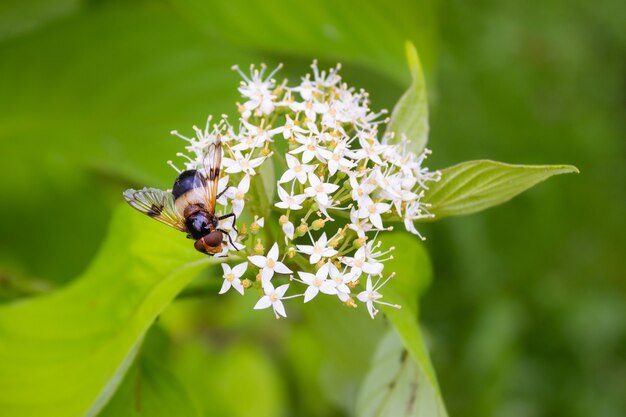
[0,0,624,416]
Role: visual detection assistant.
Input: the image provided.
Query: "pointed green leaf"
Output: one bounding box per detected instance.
[0,205,218,417]
[423,160,579,220]
[385,41,429,153]
[98,356,201,417]
[376,232,448,416]
[169,0,437,83]
[357,330,443,417]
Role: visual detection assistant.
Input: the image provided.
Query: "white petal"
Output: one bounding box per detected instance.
[261,267,274,282]
[275,283,290,297]
[248,255,267,268]
[279,170,296,184]
[357,291,369,303]
[273,262,292,275]
[254,296,272,310]
[239,175,251,193]
[366,301,377,319]
[296,245,314,255]
[232,262,248,277]
[273,300,287,318]
[320,281,338,295]
[282,221,294,239]
[303,286,319,303]
[231,279,245,295]
[369,212,383,229]
[268,243,279,260]
[298,272,316,285]
[219,280,231,294]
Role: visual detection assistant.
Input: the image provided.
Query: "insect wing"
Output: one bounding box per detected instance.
[123,187,186,232]
[197,136,222,213]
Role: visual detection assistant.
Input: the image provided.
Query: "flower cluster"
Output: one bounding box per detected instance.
[169,62,440,319]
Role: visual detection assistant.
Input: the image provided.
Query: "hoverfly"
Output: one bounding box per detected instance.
[123,136,239,256]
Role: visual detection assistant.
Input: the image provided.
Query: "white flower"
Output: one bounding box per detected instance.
[298,264,338,302]
[341,245,383,276]
[222,150,266,175]
[281,218,295,240]
[357,275,400,319]
[233,63,282,118]
[248,242,292,282]
[254,282,290,318]
[275,185,306,210]
[274,115,306,140]
[347,208,372,238]
[290,135,326,164]
[349,173,376,205]
[279,154,315,184]
[296,232,338,264]
[304,173,339,206]
[225,175,250,217]
[357,197,391,230]
[327,263,355,302]
[318,142,356,175]
[219,262,247,295]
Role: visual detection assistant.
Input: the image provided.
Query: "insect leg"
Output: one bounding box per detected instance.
[218,212,238,233]
[218,229,240,251]
[216,188,228,200]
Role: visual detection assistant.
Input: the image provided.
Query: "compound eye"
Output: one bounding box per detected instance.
[205,231,223,247]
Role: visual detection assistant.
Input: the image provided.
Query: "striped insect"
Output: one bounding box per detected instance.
[123,136,238,255]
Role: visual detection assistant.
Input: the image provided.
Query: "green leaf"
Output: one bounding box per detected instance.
[0,205,218,417]
[378,232,448,416]
[423,160,579,220]
[168,0,437,83]
[0,0,81,41]
[386,41,430,153]
[0,1,248,286]
[357,330,441,417]
[98,356,201,417]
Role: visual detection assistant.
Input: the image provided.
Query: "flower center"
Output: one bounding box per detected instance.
[294,164,302,172]
[313,278,322,287]
[332,154,340,161]
[225,273,235,282]
[240,160,249,168]
[236,191,245,200]
[266,258,276,268]
[307,144,316,151]
[313,245,323,254]
[315,184,324,193]
[355,259,364,267]
[368,205,377,214]
[270,292,279,302]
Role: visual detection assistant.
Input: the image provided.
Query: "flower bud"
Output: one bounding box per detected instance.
[295,222,308,237]
[250,222,261,234]
[279,215,289,225]
[310,218,326,231]
[353,238,366,248]
[287,246,297,258]
[344,297,357,308]
[239,223,248,237]
[348,279,360,289]
[315,260,326,270]
[253,239,264,255]
[242,279,252,289]
[261,145,271,156]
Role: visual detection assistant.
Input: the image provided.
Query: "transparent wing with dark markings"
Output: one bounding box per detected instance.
[197,136,222,213]
[123,187,186,232]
